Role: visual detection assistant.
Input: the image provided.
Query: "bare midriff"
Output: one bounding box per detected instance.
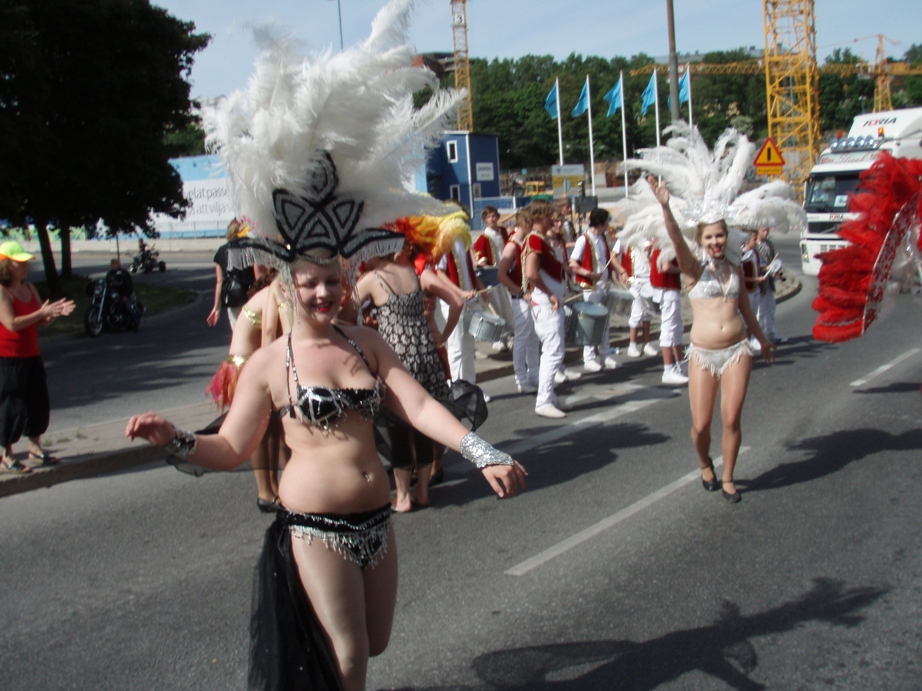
[278,413,391,514]
[688,297,747,350]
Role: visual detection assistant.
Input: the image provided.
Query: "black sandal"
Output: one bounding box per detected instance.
[701,457,720,492]
[1,458,32,474]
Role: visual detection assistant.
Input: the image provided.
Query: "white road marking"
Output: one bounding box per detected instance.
[850,348,921,387]
[505,448,750,577]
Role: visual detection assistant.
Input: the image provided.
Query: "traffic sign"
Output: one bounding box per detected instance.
[754,137,785,175]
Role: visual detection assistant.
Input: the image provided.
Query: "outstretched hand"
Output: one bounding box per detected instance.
[648,175,669,205]
[482,460,527,499]
[126,412,175,446]
[43,297,76,320]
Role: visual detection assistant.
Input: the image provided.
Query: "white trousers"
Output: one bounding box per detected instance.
[441,299,476,384]
[532,303,565,409]
[510,297,540,387]
[628,279,653,328]
[658,290,683,348]
[580,287,612,362]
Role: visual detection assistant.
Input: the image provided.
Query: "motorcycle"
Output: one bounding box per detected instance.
[130,245,166,274]
[84,274,144,337]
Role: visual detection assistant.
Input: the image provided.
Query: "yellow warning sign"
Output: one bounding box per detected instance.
[754,138,785,175]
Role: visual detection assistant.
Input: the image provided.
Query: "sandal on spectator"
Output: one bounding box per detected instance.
[1,458,32,473]
[29,451,58,466]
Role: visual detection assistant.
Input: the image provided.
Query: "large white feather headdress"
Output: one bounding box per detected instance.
[202,0,464,269]
[612,123,806,263]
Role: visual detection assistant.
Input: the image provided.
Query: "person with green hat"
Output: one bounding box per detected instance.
[0,240,75,472]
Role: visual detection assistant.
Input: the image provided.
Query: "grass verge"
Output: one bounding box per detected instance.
[35,274,198,335]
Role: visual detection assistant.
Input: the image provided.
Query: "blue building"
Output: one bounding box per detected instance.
[426,132,501,222]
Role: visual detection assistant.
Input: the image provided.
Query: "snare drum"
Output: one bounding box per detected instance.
[565,301,609,347]
[605,288,633,317]
[467,310,506,342]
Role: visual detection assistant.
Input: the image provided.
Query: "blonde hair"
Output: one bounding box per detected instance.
[695,219,728,245]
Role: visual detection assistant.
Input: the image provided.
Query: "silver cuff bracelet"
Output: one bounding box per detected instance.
[166,426,198,459]
[459,431,513,469]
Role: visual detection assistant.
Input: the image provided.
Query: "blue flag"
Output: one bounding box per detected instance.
[640,72,657,116]
[544,83,559,120]
[572,79,590,117]
[604,76,623,117]
[667,70,690,109]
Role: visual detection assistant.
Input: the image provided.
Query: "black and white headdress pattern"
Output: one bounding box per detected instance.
[202,0,464,275]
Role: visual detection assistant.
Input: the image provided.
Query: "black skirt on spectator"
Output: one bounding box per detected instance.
[0,356,50,448]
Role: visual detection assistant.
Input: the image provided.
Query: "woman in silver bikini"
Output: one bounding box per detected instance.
[126,256,526,691]
[651,177,775,503]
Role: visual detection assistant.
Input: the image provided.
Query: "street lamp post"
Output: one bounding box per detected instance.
[666,0,681,122]
[328,0,344,51]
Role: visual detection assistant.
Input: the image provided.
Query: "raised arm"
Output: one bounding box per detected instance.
[649,176,699,277]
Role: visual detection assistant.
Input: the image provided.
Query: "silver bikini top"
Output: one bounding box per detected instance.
[687,260,740,300]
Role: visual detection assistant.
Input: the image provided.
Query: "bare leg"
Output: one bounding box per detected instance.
[292,529,398,691]
[717,354,753,494]
[28,436,43,456]
[642,320,651,345]
[391,467,414,513]
[411,463,432,507]
[629,326,638,345]
[687,357,720,483]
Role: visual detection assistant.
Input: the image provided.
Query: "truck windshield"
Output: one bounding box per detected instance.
[804,173,860,212]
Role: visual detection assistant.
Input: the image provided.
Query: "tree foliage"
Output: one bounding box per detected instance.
[0,0,208,291]
[466,45,922,174]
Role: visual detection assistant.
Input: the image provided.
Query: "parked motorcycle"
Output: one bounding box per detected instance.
[84,272,144,337]
[130,244,166,274]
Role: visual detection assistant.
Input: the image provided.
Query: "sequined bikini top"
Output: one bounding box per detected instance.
[279,327,383,430]
[687,259,740,300]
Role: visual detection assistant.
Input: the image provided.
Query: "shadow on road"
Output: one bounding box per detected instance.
[738,427,922,495]
[384,578,885,690]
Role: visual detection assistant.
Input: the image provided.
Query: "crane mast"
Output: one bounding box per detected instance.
[450,0,473,131]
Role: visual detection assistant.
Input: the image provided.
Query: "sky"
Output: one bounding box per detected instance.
[152,0,922,100]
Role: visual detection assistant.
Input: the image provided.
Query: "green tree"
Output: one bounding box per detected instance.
[0,0,208,293]
[818,48,873,134]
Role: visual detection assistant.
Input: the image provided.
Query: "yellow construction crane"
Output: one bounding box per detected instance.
[450,0,473,131]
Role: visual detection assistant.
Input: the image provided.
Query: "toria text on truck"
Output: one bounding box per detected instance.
[800,107,922,276]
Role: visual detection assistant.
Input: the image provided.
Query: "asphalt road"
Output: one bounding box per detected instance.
[3,238,922,689]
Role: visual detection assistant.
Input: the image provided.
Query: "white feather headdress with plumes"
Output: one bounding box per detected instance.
[613,123,806,265]
[202,0,464,272]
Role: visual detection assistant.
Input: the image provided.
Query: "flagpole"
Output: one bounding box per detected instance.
[686,63,694,128]
[585,75,596,196]
[619,71,629,195]
[653,68,661,147]
[555,78,564,166]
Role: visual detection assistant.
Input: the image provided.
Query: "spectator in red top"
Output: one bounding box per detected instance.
[0,241,75,472]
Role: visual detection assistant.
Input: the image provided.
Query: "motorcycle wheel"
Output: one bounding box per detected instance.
[84,306,104,338]
[158,261,166,272]
[129,264,138,274]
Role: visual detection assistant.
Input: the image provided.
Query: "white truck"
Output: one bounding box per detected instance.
[800,107,922,275]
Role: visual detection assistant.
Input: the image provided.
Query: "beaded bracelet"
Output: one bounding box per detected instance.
[459,432,513,469]
[165,425,198,459]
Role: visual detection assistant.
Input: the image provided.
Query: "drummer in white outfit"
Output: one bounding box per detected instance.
[568,208,627,371]
[623,243,658,358]
[497,209,540,393]
[436,236,486,389]
[524,200,570,419]
[650,248,688,385]
[473,206,513,353]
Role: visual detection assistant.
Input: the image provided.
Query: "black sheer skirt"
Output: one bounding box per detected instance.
[249,517,343,691]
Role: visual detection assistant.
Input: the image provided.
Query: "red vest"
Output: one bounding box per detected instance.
[741,250,760,293]
[649,249,681,290]
[472,227,508,267]
[445,243,478,290]
[504,237,525,288]
[574,233,611,288]
[526,232,564,283]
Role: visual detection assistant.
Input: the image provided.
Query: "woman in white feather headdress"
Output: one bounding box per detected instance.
[126,3,525,689]
[618,125,803,504]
